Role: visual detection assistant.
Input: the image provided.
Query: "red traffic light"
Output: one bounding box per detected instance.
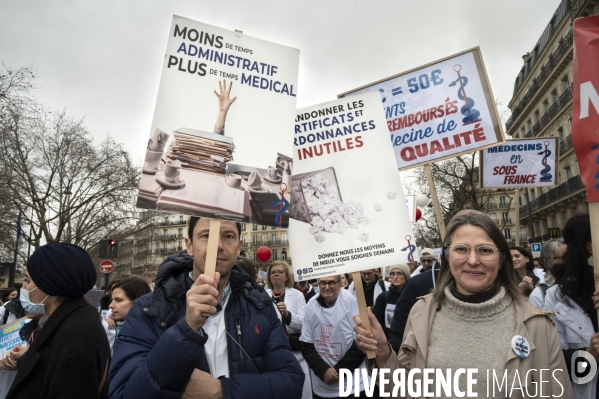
[108,239,116,246]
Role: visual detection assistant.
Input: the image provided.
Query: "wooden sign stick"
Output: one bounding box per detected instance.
[590,203,599,322]
[514,188,520,246]
[352,271,376,359]
[424,164,446,241]
[203,219,222,278]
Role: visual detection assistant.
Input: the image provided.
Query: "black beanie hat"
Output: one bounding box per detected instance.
[27,243,97,297]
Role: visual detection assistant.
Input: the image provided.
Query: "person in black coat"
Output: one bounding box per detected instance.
[388,263,439,352]
[6,243,110,399]
[372,264,410,340]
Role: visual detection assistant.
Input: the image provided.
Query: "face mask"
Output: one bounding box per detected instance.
[313,287,320,294]
[20,287,48,315]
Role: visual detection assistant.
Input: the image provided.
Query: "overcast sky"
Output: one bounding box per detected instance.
[1,0,561,170]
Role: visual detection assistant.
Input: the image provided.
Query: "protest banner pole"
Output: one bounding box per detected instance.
[590,203,599,322]
[203,219,221,278]
[424,164,446,240]
[352,272,376,359]
[515,188,520,246]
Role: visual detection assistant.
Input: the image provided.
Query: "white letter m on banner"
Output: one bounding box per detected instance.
[580,81,599,119]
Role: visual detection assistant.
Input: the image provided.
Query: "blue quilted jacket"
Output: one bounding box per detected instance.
[108,253,304,399]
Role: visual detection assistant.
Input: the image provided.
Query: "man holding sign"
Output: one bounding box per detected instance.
[109,217,304,399]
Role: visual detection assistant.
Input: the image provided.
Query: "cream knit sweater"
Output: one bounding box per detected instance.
[426,285,516,398]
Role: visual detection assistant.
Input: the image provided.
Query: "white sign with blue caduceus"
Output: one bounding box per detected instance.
[480,138,559,189]
[340,47,504,171]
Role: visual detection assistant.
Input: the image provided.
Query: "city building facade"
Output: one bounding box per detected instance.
[505,0,599,243]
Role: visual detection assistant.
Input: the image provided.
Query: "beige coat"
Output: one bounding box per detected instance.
[373,293,574,399]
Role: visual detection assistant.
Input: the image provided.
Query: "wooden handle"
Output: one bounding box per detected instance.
[352,271,376,359]
[203,219,221,277]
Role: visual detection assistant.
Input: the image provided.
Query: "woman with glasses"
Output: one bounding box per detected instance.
[372,265,410,340]
[352,211,571,397]
[266,261,311,399]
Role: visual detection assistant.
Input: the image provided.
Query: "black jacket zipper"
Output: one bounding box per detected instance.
[236,318,245,373]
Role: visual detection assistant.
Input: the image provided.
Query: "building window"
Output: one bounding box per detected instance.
[501,212,509,222]
[242,236,246,245]
[499,196,507,207]
[252,235,258,245]
[178,228,183,238]
[179,215,184,223]
[564,166,572,180]
[240,223,246,231]
[561,76,570,92]
[281,248,287,260]
[273,249,278,261]
[557,127,565,142]
[271,226,276,230]
[504,228,512,240]
[551,89,558,103]
[271,234,277,244]
[163,229,167,239]
[281,233,287,243]
[520,228,527,241]
[252,224,257,231]
[489,213,497,222]
[178,241,182,251]
[262,234,268,243]
[262,225,268,230]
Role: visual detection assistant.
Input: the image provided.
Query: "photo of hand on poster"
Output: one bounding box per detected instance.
[136,16,299,227]
[480,138,559,188]
[289,91,416,281]
[340,48,504,170]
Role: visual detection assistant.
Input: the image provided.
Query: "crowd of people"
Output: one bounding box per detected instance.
[0,212,596,398]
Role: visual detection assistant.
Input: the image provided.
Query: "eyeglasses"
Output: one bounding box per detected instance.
[270,270,285,275]
[318,280,338,288]
[389,272,405,277]
[446,244,501,260]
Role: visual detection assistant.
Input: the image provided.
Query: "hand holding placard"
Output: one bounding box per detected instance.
[185,272,220,333]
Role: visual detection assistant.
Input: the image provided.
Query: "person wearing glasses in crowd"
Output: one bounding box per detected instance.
[353,211,571,397]
[266,261,312,399]
[372,265,410,340]
[300,275,378,399]
[348,269,390,308]
[529,238,566,309]
[410,248,437,277]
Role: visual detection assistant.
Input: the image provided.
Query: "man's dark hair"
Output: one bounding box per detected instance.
[188,217,242,241]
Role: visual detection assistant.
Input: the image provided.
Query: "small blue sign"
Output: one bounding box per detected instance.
[531,243,541,252]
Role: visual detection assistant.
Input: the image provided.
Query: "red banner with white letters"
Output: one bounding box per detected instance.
[573,15,599,202]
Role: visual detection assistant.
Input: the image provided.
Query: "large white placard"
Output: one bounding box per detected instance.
[289,91,417,281]
[136,16,299,226]
[480,138,559,189]
[340,48,504,171]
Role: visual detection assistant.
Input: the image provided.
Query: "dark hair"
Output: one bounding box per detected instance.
[236,257,257,280]
[188,217,242,241]
[559,214,593,314]
[510,246,535,273]
[1,287,17,303]
[433,212,522,303]
[111,276,151,302]
[107,278,122,294]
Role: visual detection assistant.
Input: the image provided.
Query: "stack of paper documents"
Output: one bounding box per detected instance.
[166,128,234,174]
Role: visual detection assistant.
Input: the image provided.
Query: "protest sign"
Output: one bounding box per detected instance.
[289,91,417,282]
[0,317,29,367]
[573,16,599,321]
[480,138,559,189]
[339,48,504,171]
[573,15,599,203]
[143,264,159,283]
[405,195,416,222]
[136,16,299,228]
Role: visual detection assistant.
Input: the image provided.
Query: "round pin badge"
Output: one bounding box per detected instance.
[511,335,531,359]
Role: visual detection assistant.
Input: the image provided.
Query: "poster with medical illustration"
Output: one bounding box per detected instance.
[340,47,504,171]
[289,91,416,281]
[480,138,559,189]
[136,15,299,227]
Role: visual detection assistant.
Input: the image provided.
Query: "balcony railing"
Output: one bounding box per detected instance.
[505,29,574,132]
[487,203,498,209]
[498,202,509,209]
[520,175,584,215]
[560,135,573,153]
